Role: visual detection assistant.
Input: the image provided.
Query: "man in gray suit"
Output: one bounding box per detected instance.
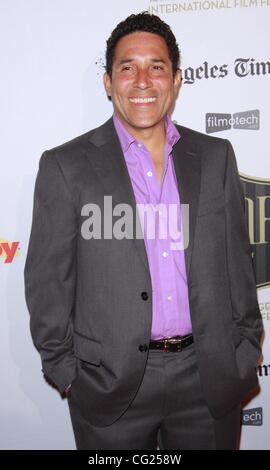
[24,12,263,449]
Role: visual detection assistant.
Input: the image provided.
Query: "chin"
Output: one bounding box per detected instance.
[128,117,160,129]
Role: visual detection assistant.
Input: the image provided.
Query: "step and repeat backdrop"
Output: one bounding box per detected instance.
[0,0,269,449]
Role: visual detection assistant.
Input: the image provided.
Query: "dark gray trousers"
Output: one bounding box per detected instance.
[68,343,241,450]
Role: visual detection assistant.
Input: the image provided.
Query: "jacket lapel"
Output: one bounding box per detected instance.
[172,131,201,281]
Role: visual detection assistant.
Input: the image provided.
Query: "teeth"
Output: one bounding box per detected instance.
[129,97,156,103]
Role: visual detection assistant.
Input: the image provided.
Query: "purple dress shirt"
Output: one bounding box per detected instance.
[113,113,192,340]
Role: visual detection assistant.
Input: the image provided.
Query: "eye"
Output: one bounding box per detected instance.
[120,65,135,73]
[151,65,166,74]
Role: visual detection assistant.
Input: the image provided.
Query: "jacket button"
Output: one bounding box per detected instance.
[139,344,148,352]
[141,291,148,301]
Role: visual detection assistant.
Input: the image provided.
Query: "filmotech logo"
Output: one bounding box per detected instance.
[242,408,263,426]
[206,110,259,133]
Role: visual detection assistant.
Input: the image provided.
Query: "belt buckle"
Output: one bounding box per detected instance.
[164,337,182,352]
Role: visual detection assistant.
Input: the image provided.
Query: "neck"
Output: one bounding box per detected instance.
[117,115,167,154]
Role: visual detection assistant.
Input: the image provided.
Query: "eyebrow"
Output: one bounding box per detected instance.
[118,58,167,65]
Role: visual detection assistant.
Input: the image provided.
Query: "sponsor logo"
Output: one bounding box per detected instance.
[206,110,259,133]
[241,175,270,288]
[235,57,270,77]
[257,364,270,377]
[0,238,20,263]
[260,302,270,321]
[242,407,263,426]
[148,0,270,15]
[181,58,269,85]
[182,61,228,84]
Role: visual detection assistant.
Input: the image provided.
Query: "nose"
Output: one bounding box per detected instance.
[133,68,152,89]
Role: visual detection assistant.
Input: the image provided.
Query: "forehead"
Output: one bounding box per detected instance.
[114,31,170,62]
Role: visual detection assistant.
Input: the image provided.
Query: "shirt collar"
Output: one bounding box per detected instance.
[113,113,181,154]
[113,113,135,153]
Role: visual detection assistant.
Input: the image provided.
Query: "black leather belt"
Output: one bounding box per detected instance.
[149,334,193,352]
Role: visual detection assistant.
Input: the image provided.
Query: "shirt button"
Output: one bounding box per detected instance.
[167,295,173,301]
[137,143,142,148]
[162,251,169,258]
[147,171,153,177]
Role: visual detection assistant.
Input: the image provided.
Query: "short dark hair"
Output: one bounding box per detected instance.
[105,11,180,78]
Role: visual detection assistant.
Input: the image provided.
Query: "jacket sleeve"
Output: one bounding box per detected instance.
[224,139,263,395]
[24,150,77,393]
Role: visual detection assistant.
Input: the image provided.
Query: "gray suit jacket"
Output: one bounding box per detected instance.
[24,117,263,427]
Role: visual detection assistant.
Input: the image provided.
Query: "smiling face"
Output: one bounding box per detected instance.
[103,31,181,136]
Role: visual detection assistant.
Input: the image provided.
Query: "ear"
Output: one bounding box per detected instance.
[174,68,182,93]
[103,72,112,98]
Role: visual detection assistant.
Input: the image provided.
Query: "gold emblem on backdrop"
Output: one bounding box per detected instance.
[241,174,270,289]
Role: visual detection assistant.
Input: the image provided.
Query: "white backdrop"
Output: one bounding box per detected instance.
[0,0,269,449]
